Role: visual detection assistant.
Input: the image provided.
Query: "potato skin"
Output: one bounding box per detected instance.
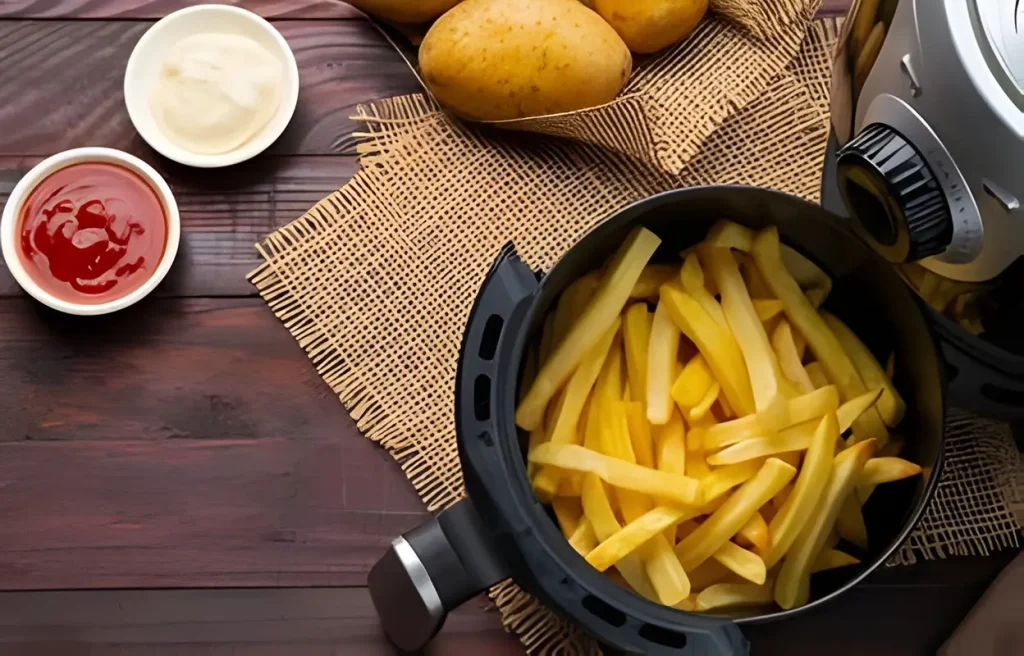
[595,0,708,54]
[420,0,632,121]
[348,0,462,23]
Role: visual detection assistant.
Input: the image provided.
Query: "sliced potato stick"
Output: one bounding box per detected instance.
[712,540,767,585]
[836,495,869,550]
[553,272,600,347]
[681,253,728,328]
[736,511,770,553]
[697,580,775,611]
[823,312,906,427]
[716,394,735,419]
[653,409,686,474]
[647,302,681,425]
[581,474,656,600]
[622,303,653,405]
[837,388,883,432]
[625,402,656,469]
[552,497,582,538]
[762,413,840,568]
[750,227,888,445]
[688,381,720,422]
[780,244,833,309]
[812,549,861,573]
[773,320,815,393]
[675,594,700,612]
[805,361,830,389]
[737,251,773,299]
[700,459,763,502]
[555,475,583,497]
[706,219,755,251]
[533,319,621,497]
[671,353,716,410]
[687,558,736,592]
[517,227,661,430]
[704,385,839,450]
[707,423,814,465]
[660,286,756,417]
[855,457,922,501]
[530,443,702,506]
[677,458,796,571]
[595,335,625,405]
[753,299,784,322]
[707,246,790,431]
[630,264,677,300]
[772,483,793,510]
[585,505,699,571]
[775,439,877,610]
[569,518,598,556]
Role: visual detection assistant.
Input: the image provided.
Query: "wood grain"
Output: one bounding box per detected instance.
[0,0,363,19]
[0,20,422,157]
[0,156,359,297]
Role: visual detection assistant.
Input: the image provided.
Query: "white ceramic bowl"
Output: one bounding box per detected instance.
[124,4,300,168]
[0,147,181,316]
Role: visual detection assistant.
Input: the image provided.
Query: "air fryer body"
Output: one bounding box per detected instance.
[830,0,1024,282]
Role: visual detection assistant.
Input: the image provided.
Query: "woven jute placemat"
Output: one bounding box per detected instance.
[250,1,1021,651]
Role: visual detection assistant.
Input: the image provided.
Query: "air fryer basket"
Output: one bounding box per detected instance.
[371,186,945,655]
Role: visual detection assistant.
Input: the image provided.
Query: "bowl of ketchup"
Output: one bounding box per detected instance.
[1,147,180,315]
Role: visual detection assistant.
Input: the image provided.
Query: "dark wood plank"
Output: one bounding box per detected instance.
[0,587,519,655]
[0,20,421,157]
[0,296,430,589]
[0,156,359,297]
[0,0,363,19]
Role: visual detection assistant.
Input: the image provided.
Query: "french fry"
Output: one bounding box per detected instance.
[677,458,796,571]
[687,558,736,592]
[762,413,840,569]
[750,227,888,445]
[569,518,598,556]
[624,402,656,469]
[647,302,681,425]
[704,385,839,450]
[736,511,771,553]
[775,439,877,610]
[737,251,773,299]
[552,497,582,538]
[707,246,790,431]
[553,272,600,347]
[708,423,815,466]
[836,496,869,549]
[671,354,716,409]
[681,253,728,328]
[700,459,763,501]
[706,219,755,251]
[823,312,906,427]
[812,549,861,573]
[686,435,713,480]
[630,264,677,300]
[675,594,700,612]
[595,335,625,405]
[696,581,775,611]
[653,409,686,474]
[837,388,883,432]
[533,319,621,498]
[712,540,767,585]
[622,303,653,405]
[855,457,922,502]
[780,245,833,309]
[580,474,656,600]
[530,443,703,506]
[517,227,661,431]
[805,361,830,389]
[585,505,701,571]
[688,381,720,422]
[773,320,815,394]
[753,299,785,322]
[660,285,756,417]
[556,475,583,497]
[772,483,793,510]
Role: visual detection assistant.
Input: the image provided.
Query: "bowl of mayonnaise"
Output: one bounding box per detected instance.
[124,4,300,168]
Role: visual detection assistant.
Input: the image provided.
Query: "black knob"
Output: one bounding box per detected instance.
[837,123,953,263]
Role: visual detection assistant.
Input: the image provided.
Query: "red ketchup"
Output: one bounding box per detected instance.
[17,162,167,304]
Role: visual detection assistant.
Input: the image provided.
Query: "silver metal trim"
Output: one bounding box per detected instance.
[392,536,444,620]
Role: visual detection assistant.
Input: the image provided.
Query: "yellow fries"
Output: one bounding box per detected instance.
[836,496,869,549]
[858,457,922,487]
[812,549,860,573]
[736,511,771,553]
[707,246,790,431]
[569,518,598,556]
[753,299,784,322]
[704,386,839,449]
[647,302,682,425]
[553,272,600,347]
[805,361,830,389]
[671,353,716,410]
[677,458,796,571]
[706,219,755,252]
[530,443,702,506]
[773,320,815,393]
[700,460,763,501]
[585,505,699,571]
[653,410,686,474]
[823,312,906,427]
[517,227,661,430]
[711,540,767,585]
[707,424,814,465]
[622,303,653,405]
[581,474,656,600]
[687,559,736,592]
[624,402,656,469]
[750,227,888,445]
[681,253,728,328]
[660,286,756,417]
[551,497,582,538]
[775,439,877,609]
[837,388,883,433]
[696,581,775,611]
[688,382,720,422]
[630,264,677,300]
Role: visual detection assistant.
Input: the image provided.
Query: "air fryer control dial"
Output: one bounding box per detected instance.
[837,123,953,263]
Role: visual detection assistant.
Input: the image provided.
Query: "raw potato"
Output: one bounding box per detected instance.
[348,0,461,23]
[420,0,632,121]
[594,0,708,54]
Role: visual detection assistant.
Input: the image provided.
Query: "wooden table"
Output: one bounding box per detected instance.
[0,1,1015,654]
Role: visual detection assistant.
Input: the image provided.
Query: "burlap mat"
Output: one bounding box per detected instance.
[250,2,1021,652]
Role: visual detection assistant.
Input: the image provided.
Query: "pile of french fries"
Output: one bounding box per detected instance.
[516,220,923,613]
